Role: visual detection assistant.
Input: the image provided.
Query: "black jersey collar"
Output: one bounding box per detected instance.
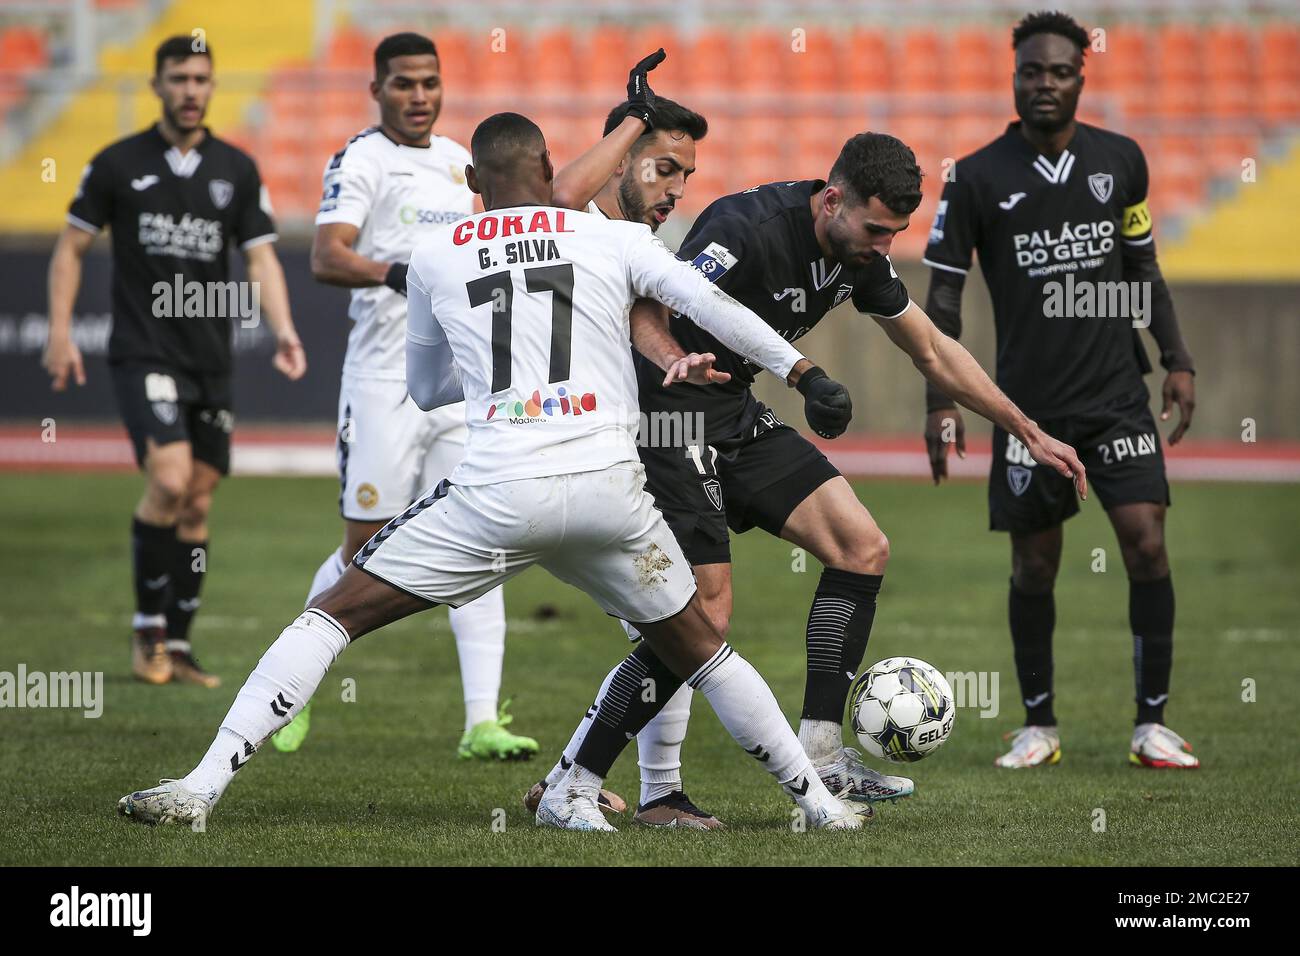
[150,124,212,178]
[1004,121,1085,184]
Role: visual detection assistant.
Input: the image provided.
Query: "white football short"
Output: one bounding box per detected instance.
[336,374,466,520]
[353,462,698,624]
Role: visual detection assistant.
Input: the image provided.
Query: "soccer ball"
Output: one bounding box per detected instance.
[850,657,955,763]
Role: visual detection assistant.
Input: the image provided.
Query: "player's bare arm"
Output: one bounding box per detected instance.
[309,221,396,289]
[244,241,307,380]
[628,298,730,386]
[921,268,968,482]
[552,49,665,210]
[879,300,1087,498]
[43,224,95,390]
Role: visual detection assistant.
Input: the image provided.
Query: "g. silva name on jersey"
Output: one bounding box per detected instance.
[1014,218,1115,276]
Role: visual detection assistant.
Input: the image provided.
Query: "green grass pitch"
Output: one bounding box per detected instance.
[1,472,1296,866]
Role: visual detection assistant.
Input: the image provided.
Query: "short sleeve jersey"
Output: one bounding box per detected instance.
[67,125,277,373]
[316,127,474,380]
[923,121,1155,417]
[634,179,911,442]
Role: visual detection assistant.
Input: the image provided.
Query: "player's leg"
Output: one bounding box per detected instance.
[165,459,223,686]
[274,378,422,752]
[534,465,866,831]
[111,364,197,685]
[120,477,533,825]
[776,474,913,801]
[419,405,535,761]
[989,424,1077,768]
[529,444,733,825]
[1084,390,1194,768]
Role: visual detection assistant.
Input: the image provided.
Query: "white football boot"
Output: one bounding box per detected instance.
[1130,723,1199,769]
[994,725,1062,768]
[814,747,914,802]
[535,775,618,832]
[807,794,875,830]
[118,779,212,826]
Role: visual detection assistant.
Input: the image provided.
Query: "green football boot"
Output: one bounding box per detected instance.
[458,700,539,761]
[271,701,312,753]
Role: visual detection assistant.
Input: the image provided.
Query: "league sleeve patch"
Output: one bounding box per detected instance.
[690,241,738,283]
[318,179,341,214]
[1121,199,1152,238]
[928,199,948,244]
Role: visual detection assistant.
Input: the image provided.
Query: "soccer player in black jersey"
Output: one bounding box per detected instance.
[531,131,1088,823]
[922,11,1198,769]
[43,37,306,688]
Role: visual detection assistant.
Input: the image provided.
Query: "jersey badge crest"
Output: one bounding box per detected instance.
[450,164,466,185]
[833,283,854,307]
[702,477,723,510]
[1007,465,1033,496]
[1087,172,1114,204]
[209,179,234,210]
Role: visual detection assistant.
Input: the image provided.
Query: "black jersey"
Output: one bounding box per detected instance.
[67,125,277,374]
[635,179,910,442]
[923,121,1155,418]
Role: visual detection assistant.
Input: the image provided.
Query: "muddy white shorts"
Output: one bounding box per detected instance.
[353,462,697,624]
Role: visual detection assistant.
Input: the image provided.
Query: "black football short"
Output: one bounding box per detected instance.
[989,386,1170,534]
[638,401,840,566]
[109,362,234,474]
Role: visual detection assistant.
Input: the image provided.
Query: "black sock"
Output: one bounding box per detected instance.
[801,569,883,722]
[1131,575,1175,725]
[574,642,682,778]
[1009,579,1056,726]
[131,518,176,623]
[166,538,208,645]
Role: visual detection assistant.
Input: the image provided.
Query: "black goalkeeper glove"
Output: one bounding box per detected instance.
[384,261,409,296]
[616,48,666,129]
[797,366,853,439]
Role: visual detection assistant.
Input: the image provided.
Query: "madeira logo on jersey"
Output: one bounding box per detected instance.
[485,385,597,423]
[690,242,737,283]
[1087,172,1114,204]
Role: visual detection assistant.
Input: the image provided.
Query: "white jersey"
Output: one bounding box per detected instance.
[316,126,473,380]
[406,206,805,486]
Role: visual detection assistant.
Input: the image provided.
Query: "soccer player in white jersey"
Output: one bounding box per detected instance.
[270,32,528,758]
[117,111,872,832]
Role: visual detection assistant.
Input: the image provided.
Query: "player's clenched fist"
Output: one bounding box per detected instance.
[797,365,853,439]
[43,335,86,391]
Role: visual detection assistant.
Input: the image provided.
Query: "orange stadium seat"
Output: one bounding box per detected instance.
[841,29,892,95]
[327,27,371,71]
[588,25,631,94]
[1101,24,1151,116]
[531,29,580,94]
[737,29,787,94]
[898,29,946,95]
[1260,24,1300,120]
[954,27,1000,93]
[434,29,473,92]
[791,28,842,93]
[681,29,735,91]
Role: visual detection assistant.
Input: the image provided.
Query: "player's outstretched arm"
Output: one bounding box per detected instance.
[1122,240,1196,445]
[244,242,306,380]
[44,225,93,390]
[551,49,665,210]
[310,221,404,291]
[879,300,1087,499]
[629,298,731,386]
[921,268,969,483]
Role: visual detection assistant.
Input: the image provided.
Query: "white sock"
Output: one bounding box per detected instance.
[798,718,844,763]
[450,587,506,731]
[638,683,692,805]
[132,612,166,631]
[689,643,840,816]
[545,660,620,787]
[183,608,351,804]
[305,548,347,608]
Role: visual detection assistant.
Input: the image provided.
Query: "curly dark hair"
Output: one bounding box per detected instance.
[1012,10,1089,54]
[603,97,708,152]
[828,132,923,215]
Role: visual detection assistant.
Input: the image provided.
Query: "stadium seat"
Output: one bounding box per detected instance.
[327,27,371,71]
[791,28,842,94]
[737,29,787,95]
[681,29,735,91]
[898,28,946,95]
[954,27,1000,93]
[843,29,892,94]
[434,29,473,92]
[532,30,580,94]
